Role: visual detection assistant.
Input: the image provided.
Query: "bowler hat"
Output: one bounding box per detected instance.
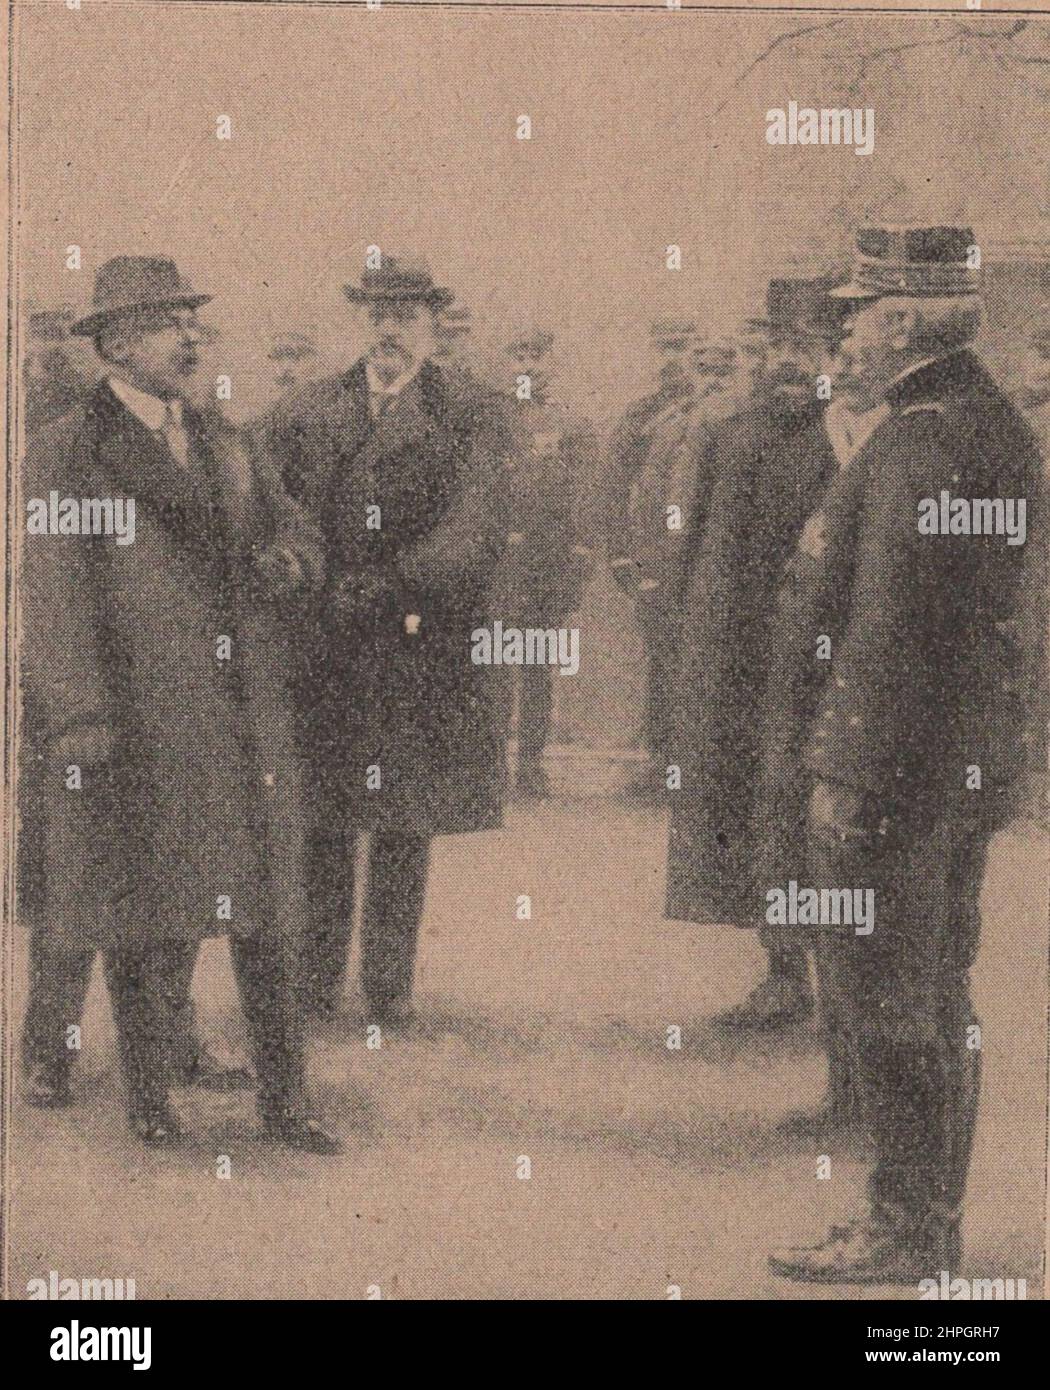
[768,275,847,341]
[70,256,212,336]
[831,223,980,300]
[343,257,453,308]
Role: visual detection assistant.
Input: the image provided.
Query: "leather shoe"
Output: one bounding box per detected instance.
[712,974,813,1030]
[774,1101,871,1147]
[129,1106,182,1148]
[179,1047,255,1092]
[365,997,416,1031]
[262,1116,343,1156]
[23,1063,73,1109]
[769,1213,961,1285]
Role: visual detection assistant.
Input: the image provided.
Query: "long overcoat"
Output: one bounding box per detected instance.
[667,354,1044,956]
[264,358,513,837]
[665,396,834,925]
[20,380,321,952]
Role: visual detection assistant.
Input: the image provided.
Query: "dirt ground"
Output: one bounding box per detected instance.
[6,801,1046,1300]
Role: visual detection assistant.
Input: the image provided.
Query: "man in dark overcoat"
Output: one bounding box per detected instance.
[761,225,1044,1282]
[666,277,847,1035]
[488,328,601,798]
[19,256,339,1152]
[264,258,513,1024]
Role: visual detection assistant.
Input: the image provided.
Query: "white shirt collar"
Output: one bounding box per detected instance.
[108,376,182,432]
[824,398,891,469]
[365,359,423,403]
[888,355,940,391]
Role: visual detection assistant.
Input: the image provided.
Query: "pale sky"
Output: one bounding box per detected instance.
[15,0,1049,420]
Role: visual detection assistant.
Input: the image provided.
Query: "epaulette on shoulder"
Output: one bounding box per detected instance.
[899,401,947,418]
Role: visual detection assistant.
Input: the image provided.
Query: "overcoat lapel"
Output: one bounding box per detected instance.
[87,383,206,515]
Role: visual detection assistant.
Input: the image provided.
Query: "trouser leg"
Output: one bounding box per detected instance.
[102,943,189,1119]
[360,830,431,1011]
[764,939,810,985]
[860,1036,943,1223]
[21,940,94,1077]
[643,640,671,765]
[164,941,204,1073]
[229,933,307,1126]
[808,837,863,1120]
[812,935,862,1120]
[300,825,356,1009]
[855,830,988,1238]
[517,663,554,768]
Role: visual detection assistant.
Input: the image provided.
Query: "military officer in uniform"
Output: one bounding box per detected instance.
[489,328,601,797]
[667,277,848,1039]
[265,258,513,1024]
[766,224,1043,1282]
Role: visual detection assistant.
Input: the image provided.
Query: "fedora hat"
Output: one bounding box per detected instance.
[343,257,453,308]
[70,256,212,336]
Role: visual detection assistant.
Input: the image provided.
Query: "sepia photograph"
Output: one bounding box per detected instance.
[1,0,1048,1325]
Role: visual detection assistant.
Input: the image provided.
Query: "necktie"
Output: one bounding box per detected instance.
[160,398,191,469]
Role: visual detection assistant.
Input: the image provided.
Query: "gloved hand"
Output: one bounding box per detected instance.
[808,779,884,852]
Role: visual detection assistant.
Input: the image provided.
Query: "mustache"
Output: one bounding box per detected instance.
[768,368,811,389]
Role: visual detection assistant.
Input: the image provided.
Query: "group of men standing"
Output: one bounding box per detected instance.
[18,222,1047,1285]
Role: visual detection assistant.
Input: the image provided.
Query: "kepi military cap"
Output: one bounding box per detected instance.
[831,223,980,300]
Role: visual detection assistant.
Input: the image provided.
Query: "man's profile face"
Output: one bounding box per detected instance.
[365,302,434,380]
[102,305,203,397]
[833,299,900,409]
[691,345,736,383]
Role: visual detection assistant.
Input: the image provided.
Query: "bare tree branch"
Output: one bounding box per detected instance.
[709,19,847,118]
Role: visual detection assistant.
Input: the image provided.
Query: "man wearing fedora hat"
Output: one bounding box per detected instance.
[264,256,512,1024]
[20,255,339,1151]
[667,276,851,1041]
[761,224,1044,1282]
